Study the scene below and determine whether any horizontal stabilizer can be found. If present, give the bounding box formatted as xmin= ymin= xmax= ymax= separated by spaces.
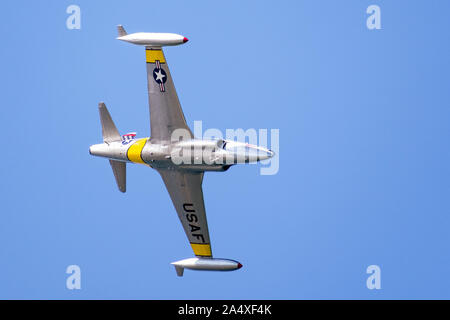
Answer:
xmin=98 ymin=102 xmax=121 ymax=144
xmin=109 ymin=160 xmax=126 ymax=193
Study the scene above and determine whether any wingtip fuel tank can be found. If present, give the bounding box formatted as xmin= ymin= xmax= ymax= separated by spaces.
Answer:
xmin=171 ymin=258 xmax=243 ymax=277
xmin=116 ymin=24 xmax=188 ymax=47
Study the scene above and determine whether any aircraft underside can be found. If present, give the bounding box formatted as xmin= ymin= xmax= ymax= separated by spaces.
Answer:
xmin=89 ymin=26 xmax=274 ymax=276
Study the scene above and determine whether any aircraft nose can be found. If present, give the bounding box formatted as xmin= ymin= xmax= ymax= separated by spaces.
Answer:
xmin=258 ymin=148 xmax=275 ymax=160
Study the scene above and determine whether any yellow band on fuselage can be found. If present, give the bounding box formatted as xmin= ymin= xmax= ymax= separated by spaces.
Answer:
xmin=127 ymin=138 xmax=148 ymax=164
xmin=146 ymin=49 xmax=166 ymax=63
xmin=191 ymin=243 xmax=212 ymax=257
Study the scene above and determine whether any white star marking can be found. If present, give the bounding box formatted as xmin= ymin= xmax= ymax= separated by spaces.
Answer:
xmin=154 ymin=69 xmax=166 ymax=82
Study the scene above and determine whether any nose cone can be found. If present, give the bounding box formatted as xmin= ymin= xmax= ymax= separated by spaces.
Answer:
xmin=223 ymin=141 xmax=275 ymax=163
xmin=257 ymin=148 xmax=275 ymax=161
xmin=262 ymin=149 xmax=275 ymax=160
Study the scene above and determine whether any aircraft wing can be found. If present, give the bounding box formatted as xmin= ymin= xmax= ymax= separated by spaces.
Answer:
xmin=146 ymin=48 xmax=192 ymax=142
xmin=157 ymin=169 xmax=212 ymax=257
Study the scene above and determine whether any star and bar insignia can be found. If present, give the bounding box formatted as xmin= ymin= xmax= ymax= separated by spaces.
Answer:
xmin=146 ymin=49 xmax=168 ymax=93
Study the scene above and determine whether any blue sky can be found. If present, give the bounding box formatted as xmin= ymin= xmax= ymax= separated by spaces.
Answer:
xmin=0 ymin=0 xmax=449 ymax=299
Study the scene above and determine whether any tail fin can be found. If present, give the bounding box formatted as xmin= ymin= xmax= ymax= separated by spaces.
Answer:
xmin=98 ymin=102 xmax=121 ymax=144
xmin=174 ymin=265 xmax=184 ymax=277
xmin=109 ymin=160 xmax=126 ymax=193
xmin=117 ymin=25 xmax=127 ymax=37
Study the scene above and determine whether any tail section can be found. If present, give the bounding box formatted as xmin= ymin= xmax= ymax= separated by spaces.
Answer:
xmin=117 ymin=25 xmax=127 ymax=37
xmin=97 ymin=102 xmax=126 ymax=193
xmin=98 ymin=102 xmax=121 ymax=144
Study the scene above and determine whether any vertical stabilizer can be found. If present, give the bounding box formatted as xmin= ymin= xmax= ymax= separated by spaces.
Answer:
xmin=174 ymin=265 xmax=184 ymax=277
xmin=98 ymin=102 xmax=121 ymax=143
xmin=117 ymin=25 xmax=127 ymax=37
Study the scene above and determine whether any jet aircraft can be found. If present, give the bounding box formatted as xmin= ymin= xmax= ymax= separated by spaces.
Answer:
xmin=89 ymin=26 xmax=274 ymax=276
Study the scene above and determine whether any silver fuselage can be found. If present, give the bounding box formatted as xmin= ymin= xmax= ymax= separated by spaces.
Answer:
xmin=89 ymin=137 xmax=274 ymax=171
